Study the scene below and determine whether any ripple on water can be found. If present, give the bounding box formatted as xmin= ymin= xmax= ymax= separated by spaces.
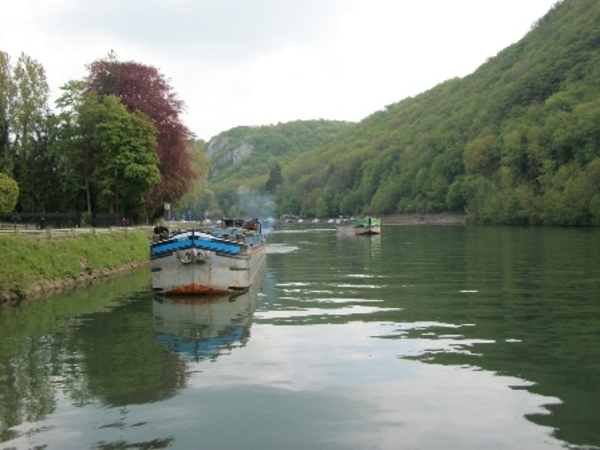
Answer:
xmin=267 ymin=244 xmax=299 ymax=254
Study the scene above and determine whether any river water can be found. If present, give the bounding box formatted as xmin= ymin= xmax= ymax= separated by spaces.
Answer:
xmin=1 ymin=224 xmax=599 ymax=450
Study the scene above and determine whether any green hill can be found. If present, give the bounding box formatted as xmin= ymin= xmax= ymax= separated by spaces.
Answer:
xmin=282 ymin=0 xmax=600 ymax=225
xmin=207 ymin=0 xmax=600 ymax=225
xmin=204 ymin=120 xmax=354 ymax=217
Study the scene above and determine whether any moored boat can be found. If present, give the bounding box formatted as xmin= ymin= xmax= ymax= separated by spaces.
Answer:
xmin=150 ymin=218 xmax=267 ymax=296
xmin=335 ymin=216 xmax=381 ymax=236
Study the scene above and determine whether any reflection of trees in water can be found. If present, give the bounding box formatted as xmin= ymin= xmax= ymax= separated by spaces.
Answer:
xmin=0 ymin=335 xmax=58 ymax=442
xmin=380 ymin=227 xmax=600 ymax=449
xmin=0 ymin=270 xmax=187 ymax=444
xmin=67 ymin=296 xmax=188 ymax=407
xmin=0 ymin=262 xmax=267 ymax=446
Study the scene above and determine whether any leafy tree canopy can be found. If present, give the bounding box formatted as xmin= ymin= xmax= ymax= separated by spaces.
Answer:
xmin=0 ymin=172 xmax=18 ymax=213
xmin=88 ymin=95 xmax=161 ymax=214
xmin=86 ymin=52 xmax=196 ymax=218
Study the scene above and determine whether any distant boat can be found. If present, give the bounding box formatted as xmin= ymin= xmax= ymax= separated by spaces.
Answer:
xmin=335 ymin=216 xmax=381 ymax=236
xmin=150 ymin=218 xmax=267 ymax=296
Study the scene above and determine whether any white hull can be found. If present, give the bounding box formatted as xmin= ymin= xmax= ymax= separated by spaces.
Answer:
xmin=151 ymin=223 xmax=266 ymax=296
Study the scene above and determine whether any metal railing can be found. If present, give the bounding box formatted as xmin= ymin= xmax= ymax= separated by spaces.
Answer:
xmin=0 ymin=226 xmax=152 ymax=239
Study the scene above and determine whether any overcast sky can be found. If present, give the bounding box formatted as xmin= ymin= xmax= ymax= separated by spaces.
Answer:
xmin=2 ymin=0 xmax=558 ymax=141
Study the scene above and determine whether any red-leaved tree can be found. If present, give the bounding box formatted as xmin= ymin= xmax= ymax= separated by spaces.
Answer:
xmin=85 ymin=52 xmax=197 ymax=218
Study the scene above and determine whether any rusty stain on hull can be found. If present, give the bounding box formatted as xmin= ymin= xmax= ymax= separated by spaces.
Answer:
xmin=163 ymin=283 xmax=232 ymax=296
xmin=155 ymin=294 xmax=236 ymax=305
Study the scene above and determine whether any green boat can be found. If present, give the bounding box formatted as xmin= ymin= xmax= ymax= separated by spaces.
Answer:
xmin=335 ymin=216 xmax=381 ymax=236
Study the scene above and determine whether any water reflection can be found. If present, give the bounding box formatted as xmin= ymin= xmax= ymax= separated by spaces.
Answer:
xmin=152 ymin=259 xmax=265 ymax=363
xmin=152 ymin=292 xmax=258 ymax=362
xmin=1 ymin=227 xmax=599 ymax=449
xmin=264 ymin=226 xmax=600 ymax=449
xmin=0 ymin=269 xmax=184 ymax=448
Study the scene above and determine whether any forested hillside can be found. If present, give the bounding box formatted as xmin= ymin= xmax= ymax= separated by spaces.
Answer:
xmin=201 ymin=120 xmax=353 ymax=217
xmin=264 ymin=0 xmax=600 ymax=225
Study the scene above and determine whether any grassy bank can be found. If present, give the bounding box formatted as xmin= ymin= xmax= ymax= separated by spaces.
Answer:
xmin=0 ymin=230 xmax=151 ymax=304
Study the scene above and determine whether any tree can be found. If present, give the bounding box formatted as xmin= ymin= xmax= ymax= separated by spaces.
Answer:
xmin=54 ymin=83 xmax=161 ymax=218
xmin=0 ymin=52 xmax=50 ymax=212
xmin=54 ymin=81 xmax=98 ymax=215
xmin=552 ymin=99 xmax=600 ymax=166
xmin=0 ymin=51 xmax=14 ymax=175
xmin=90 ymin=96 xmax=160 ymax=216
xmin=18 ymin=115 xmax=67 ymax=212
xmin=446 ymin=178 xmax=466 ymax=212
xmin=464 ymin=135 xmax=499 ymax=175
xmin=44 ymin=82 xmax=92 ymax=213
xmin=85 ymin=53 xmax=196 ymax=218
xmin=0 ymin=172 xmax=18 ymax=213
xmin=10 ymin=53 xmax=49 ymax=150
xmin=265 ymin=162 xmax=283 ymax=193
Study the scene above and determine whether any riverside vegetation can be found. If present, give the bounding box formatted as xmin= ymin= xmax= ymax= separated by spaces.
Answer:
xmin=0 ymin=231 xmax=150 ymax=304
